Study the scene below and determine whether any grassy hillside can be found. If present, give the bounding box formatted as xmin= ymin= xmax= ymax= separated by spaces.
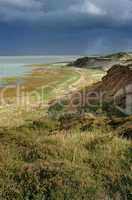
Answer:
xmin=0 ymin=63 xmax=131 ymax=199
xmin=70 ymin=52 xmax=132 ymax=70
xmin=0 ymin=110 xmax=131 ymax=199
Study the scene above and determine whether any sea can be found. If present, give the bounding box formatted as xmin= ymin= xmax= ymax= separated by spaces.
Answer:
xmin=0 ymin=55 xmax=77 ymax=78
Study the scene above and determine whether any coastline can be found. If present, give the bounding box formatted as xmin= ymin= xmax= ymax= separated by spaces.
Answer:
xmin=0 ymin=62 xmax=104 ymax=128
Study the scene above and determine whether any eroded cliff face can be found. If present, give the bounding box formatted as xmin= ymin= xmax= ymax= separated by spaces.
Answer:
xmin=94 ymin=64 xmax=132 ymax=97
xmin=69 ymin=63 xmax=132 ymax=117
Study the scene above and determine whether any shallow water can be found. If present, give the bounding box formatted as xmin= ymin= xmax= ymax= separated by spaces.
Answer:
xmin=0 ymin=55 xmax=77 ymax=78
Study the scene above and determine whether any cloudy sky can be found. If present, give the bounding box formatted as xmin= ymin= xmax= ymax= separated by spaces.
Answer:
xmin=0 ymin=0 xmax=132 ymax=55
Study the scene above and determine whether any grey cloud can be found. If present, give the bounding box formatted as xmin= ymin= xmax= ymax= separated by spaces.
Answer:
xmin=0 ymin=0 xmax=42 ymax=9
xmin=0 ymin=0 xmax=132 ymax=24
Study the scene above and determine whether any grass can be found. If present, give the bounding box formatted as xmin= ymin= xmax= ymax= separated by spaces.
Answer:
xmin=0 ymin=66 xmax=81 ymax=127
xmin=0 ymin=67 xmax=104 ymax=101
xmin=0 ymin=64 xmax=131 ymax=199
xmin=0 ymin=65 xmax=104 ymax=128
xmin=0 ymin=120 xmax=131 ymax=199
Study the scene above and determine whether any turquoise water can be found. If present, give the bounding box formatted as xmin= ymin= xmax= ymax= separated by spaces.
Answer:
xmin=0 ymin=56 xmax=77 ymax=78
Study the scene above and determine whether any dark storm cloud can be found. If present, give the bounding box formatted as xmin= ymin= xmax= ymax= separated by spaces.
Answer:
xmin=0 ymin=0 xmax=132 ymax=55
xmin=1 ymin=0 xmax=132 ymax=26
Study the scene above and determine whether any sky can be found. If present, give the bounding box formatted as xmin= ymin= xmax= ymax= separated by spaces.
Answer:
xmin=0 ymin=0 xmax=132 ymax=55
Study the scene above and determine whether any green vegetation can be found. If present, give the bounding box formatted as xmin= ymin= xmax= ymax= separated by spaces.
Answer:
xmin=0 ymin=111 xmax=131 ymax=199
xmin=0 ymin=63 xmax=131 ymax=199
xmin=0 ymin=66 xmax=80 ymax=99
